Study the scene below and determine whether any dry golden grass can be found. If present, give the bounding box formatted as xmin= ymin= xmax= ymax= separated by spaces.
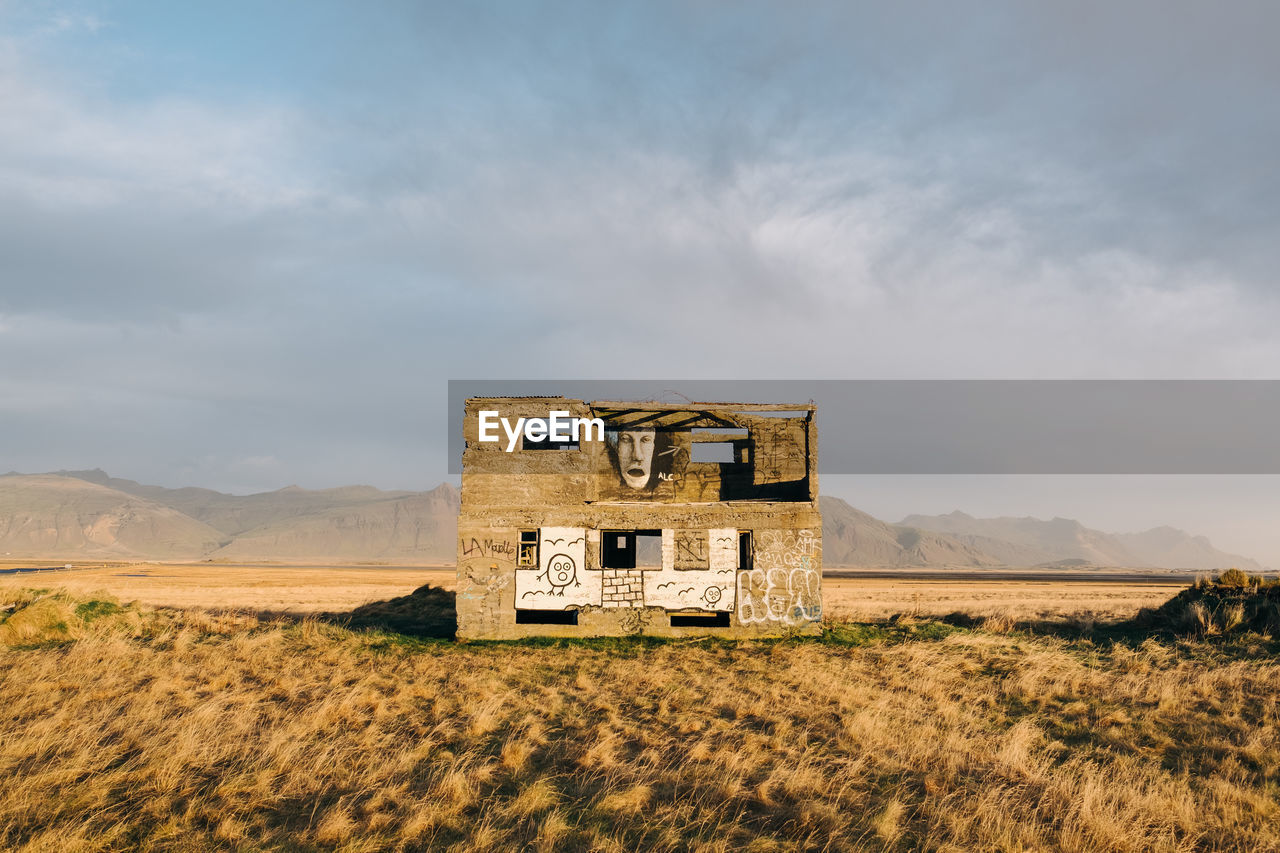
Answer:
xmin=0 ymin=562 xmax=454 ymax=613
xmin=1 ymin=581 xmax=1278 ymax=852
xmin=1 ymin=562 xmax=1182 ymax=624
xmin=823 ymin=577 xmax=1185 ymax=623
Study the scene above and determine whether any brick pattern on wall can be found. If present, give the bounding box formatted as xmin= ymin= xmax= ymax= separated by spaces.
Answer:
xmin=601 ymin=568 xmax=644 ymax=607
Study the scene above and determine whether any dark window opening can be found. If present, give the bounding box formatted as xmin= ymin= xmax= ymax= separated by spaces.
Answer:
xmin=739 ymin=530 xmax=753 ymax=570
xmin=602 ymin=530 xmax=661 ymax=569
xmin=670 ymin=612 xmax=731 ymax=627
xmin=602 ymin=531 xmax=635 ymax=569
xmin=516 ymin=610 xmax=578 ymax=625
xmin=518 ymin=530 xmax=538 ymax=567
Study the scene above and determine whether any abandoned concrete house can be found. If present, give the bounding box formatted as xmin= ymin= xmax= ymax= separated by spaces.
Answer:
xmin=456 ymin=397 xmax=821 ymax=638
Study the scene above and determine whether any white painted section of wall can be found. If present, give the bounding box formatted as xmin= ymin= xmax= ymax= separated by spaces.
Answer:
xmin=709 ymin=528 xmax=738 ymax=572
xmin=514 ymin=526 xmax=596 ymax=610
xmin=641 ymin=567 xmax=734 ymax=612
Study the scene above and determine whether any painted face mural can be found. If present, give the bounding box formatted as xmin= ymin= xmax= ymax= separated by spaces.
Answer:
xmin=614 ymin=429 xmax=656 ymax=489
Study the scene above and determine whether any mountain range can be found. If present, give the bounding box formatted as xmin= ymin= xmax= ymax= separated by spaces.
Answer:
xmin=0 ymin=470 xmax=1263 ymax=571
xmin=0 ymin=470 xmax=458 ymax=563
xmin=895 ymin=509 xmax=1264 ymax=571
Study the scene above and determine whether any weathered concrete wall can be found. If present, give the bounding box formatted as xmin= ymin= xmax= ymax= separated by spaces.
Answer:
xmin=456 ymin=397 xmax=822 ymax=639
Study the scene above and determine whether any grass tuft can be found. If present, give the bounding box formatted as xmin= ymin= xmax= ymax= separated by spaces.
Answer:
xmin=1138 ymin=569 xmax=1280 ymax=638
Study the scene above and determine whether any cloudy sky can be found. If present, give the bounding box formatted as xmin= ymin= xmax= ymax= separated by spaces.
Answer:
xmin=3 ymin=2 xmax=1279 ymax=562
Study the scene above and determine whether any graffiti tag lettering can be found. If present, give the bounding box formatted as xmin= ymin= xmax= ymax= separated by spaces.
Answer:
xmin=736 ymin=567 xmax=821 ymax=626
xmin=674 ymin=529 xmax=708 ymax=569
xmin=460 ymin=538 xmax=516 ymax=559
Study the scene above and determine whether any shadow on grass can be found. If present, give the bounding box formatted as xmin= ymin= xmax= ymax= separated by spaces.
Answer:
xmin=318 ymin=584 xmax=457 ymax=639
xmin=937 ymin=570 xmax=1280 ymax=655
xmin=163 ymin=572 xmax=1280 ymax=655
xmin=937 ymin=611 xmax=1158 ymax=645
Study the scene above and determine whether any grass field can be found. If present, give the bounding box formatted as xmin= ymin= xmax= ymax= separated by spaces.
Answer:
xmin=1 ymin=566 xmax=1277 ymax=852
xmin=0 ymin=561 xmax=1186 ymax=622
xmin=0 ymin=562 xmax=455 ymax=614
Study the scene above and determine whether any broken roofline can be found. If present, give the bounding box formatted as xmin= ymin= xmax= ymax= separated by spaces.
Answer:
xmin=590 ymin=401 xmax=815 ymax=413
xmin=467 ymin=397 xmax=816 ymax=413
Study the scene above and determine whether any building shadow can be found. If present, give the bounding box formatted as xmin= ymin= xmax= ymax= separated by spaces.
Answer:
xmin=319 ymin=584 xmax=457 ymax=639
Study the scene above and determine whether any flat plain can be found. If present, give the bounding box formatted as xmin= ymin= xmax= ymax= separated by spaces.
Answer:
xmin=1 ymin=563 xmax=1276 ymax=852
xmin=0 ymin=561 xmax=455 ymax=614
xmin=0 ymin=561 xmax=1187 ymax=621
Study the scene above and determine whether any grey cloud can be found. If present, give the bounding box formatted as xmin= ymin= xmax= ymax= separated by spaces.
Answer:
xmin=5 ymin=0 xmax=1280 ymax=500
xmin=0 ymin=195 xmax=283 ymax=320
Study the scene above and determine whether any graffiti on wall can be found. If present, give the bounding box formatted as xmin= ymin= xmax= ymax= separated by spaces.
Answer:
xmin=737 ymin=528 xmax=821 ymax=625
xmin=459 ymin=537 xmax=516 ymax=559
xmin=641 ymin=525 xmax=735 ymax=611
xmin=514 ymin=527 xmax=596 ymax=609
xmin=709 ymin=529 xmax=737 ymax=575
xmin=641 ymin=571 xmax=734 ymax=612
xmin=458 ymin=562 xmax=513 ymax=604
xmin=514 ymin=525 xmax=734 ymax=612
xmin=674 ymin=529 xmax=708 ymax=569
xmin=749 ymin=419 xmax=807 ymax=485
xmin=753 ymin=529 xmax=821 ymax=571
xmin=736 ymin=567 xmax=821 ymax=625
xmin=605 ymin=428 xmax=680 ymax=492
xmin=510 ymin=525 xmax=820 ymax=621
xmin=588 ymin=412 xmax=811 ymax=505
